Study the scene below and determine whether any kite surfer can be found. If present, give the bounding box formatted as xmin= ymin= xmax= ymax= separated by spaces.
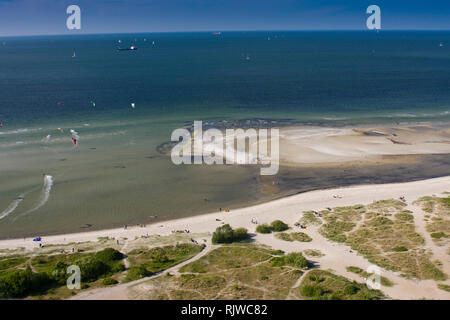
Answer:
xmin=70 ymin=129 xmax=79 ymax=147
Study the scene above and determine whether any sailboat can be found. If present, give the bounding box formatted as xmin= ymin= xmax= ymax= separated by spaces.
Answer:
xmin=72 ymin=51 xmax=76 ymax=58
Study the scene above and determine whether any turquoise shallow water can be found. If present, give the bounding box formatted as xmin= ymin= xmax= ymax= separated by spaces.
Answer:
xmin=1 ymin=31 xmax=450 ymax=238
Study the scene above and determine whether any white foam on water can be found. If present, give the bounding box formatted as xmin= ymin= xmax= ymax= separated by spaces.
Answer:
xmin=12 ymin=175 xmax=54 ymax=222
xmin=0 ymin=195 xmax=24 ymax=220
xmin=0 ymin=128 xmax=42 ymax=135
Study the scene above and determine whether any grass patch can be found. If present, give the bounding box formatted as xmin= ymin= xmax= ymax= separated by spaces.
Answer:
xmin=303 ymin=249 xmax=324 ymax=257
xmin=297 ymin=270 xmax=386 ymax=300
xmin=125 ymin=243 xmax=204 ymax=281
xmin=0 ymin=248 xmax=125 ymax=299
xmin=180 ymin=245 xmax=272 ymax=274
xmin=318 ymin=205 xmax=365 ymax=243
xmin=129 ymin=244 xmax=307 ymax=300
xmin=346 ymin=266 xmax=395 ymax=287
xmin=270 ymin=252 xmax=310 ymax=269
xmin=298 ymin=211 xmax=322 ymax=226
xmin=275 ymin=232 xmax=312 ymax=242
xmin=430 ymin=232 xmax=448 ymax=239
xmin=256 ymin=224 xmax=273 ymax=234
xmin=270 ymin=220 xmax=289 ymax=232
xmin=437 ymin=284 xmax=450 ymax=292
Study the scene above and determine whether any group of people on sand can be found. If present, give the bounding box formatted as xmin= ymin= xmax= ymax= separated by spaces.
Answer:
xmin=171 ymin=229 xmax=190 ymax=234
xmin=251 ymin=217 xmax=259 ymax=224
xmin=219 ymin=208 xmax=230 ymax=213
xmin=294 ymin=222 xmax=307 ymax=229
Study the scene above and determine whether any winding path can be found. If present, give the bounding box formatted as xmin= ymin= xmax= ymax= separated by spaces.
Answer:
xmin=71 ymin=239 xmax=213 ymax=300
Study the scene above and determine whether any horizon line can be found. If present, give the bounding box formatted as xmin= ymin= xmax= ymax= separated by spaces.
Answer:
xmin=1 ymin=28 xmax=450 ymax=38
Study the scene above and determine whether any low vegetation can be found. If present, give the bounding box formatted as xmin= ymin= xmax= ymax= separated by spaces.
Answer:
xmin=319 ymin=205 xmax=365 ymax=242
xmin=298 ymin=211 xmax=322 ymax=226
xmin=255 ymin=220 xmax=289 ymax=234
xmin=125 ymin=243 xmax=204 ymax=282
xmin=303 ymin=249 xmax=324 ymax=257
xmin=270 ymin=220 xmax=289 ymax=232
xmin=132 ymin=244 xmax=312 ymax=300
xmin=297 ymin=270 xmax=386 ymax=300
xmin=275 ymin=232 xmax=312 ymax=242
xmin=437 ymin=284 xmax=450 ymax=293
xmin=128 ymin=244 xmax=388 ymax=300
xmin=0 ymin=237 xmax=206 ymax=299
xmin=255 ymin=224 xmax=272 ymax=234
xmin=212 ymin=224 xmax=249 ymax=244
xmin=0 ymin=248 xmax=124 ymax=299
xmin=346 ymin=266 xmax=394 ymax=287
xmin=414 ymin=196 xmax=450 ymax=246
xmin=270 ymin=252 xmax=310 ymax=269
xmin=317 ymin=199 xmax=446 ymax=281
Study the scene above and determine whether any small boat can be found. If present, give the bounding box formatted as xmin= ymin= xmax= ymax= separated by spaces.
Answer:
xmin=72 ymin=52 xmax=76 ymax=58
xmin=117 ymin=45 xmax=137 ymax=51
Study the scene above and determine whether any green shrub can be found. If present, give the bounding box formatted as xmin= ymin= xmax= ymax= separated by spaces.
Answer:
xmin=438 ymin=284 xmax=450 ymax=292
xmin=125 ymin=265 xmax=152 ymax=282
xmin=290 ymin=232 xmax=312 ymax=242
xmin=392 ymin=246 xmax=408 ymax=252
xmin=271 ymin=252 xmax=309 ymax=269
xmin=95 ymin=248 xmax=124 ymax=262
xmin=256 ymin=224 xmax=273 ymax=234
xmin=270 ymin=220 xmax=288 ymax=232
xmin=431 ymin=232 xmax=447 ymax=239
xmin=101 ymin=278 xmax=118 ymax=286
xmin=233 ymin=228 xmax=250 ymax=241
xmin=79 ymin=259 xmax=110 ymax=282
xmin=284 ymin=252 xmax=309 ymax=269
xmin=344 ymin=284 xmax=359 ymax=295
xmin=300 ymin=284 xmax=324 ymax=297
xmin=212 ymin=224 xmax=249 ymax=244
xmin=300 ymin=284 xmax=315 ymax=297
xmin=212 ymin=224 xmax=235 ymax=244
xmin=0 ymin=267 xmax=54 ymax=298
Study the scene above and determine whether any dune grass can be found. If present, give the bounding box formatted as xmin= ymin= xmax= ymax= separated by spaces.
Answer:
xmin=317 ymin=199 xmax=446 ymax=281
xmin=132 ymin=244 xmax=310 ymax=300
xmin=275 ymin=232 xmax=312 ymax=242
xmin=346 ymin=266 xmax=395 ymax=287
xmin=125 ymin=243 xmax=204 ymax=281
xmin=297 ymin=270 xmax=386 ymax=300
xmin=437 ymin=284 xmax=450 ymax=293
xmin=318 ymin=205 xmax=365 ymax=243
xmin=298 ymin=211 xmax=322 ymax=226
xmin=303 ymin=249 xmax=324 ymax=257
xmin=414 ymin=196 xmax=450 ymax=246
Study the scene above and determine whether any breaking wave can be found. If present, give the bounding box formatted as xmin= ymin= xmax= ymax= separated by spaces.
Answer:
xmin=12 ymin=175 xmax=54 ymax=222
xmin=0 ymin=195 xmax=24 ymax=220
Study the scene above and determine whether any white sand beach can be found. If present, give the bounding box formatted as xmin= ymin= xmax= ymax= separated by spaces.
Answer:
xmin=1 ymin=176 xmax=449 ymax=300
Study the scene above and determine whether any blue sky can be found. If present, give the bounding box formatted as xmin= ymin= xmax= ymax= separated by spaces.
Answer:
xmin=0 ymin=0 xmax=449 ymax=36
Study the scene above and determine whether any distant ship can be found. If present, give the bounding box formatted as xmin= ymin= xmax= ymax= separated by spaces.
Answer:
xmin=72 ymin=51 xmax=76 ymax=58
xmin=212 ymin=32 xmax=221 ymax=35
xmin=117 ymin=45 xmax=137 ymax=51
